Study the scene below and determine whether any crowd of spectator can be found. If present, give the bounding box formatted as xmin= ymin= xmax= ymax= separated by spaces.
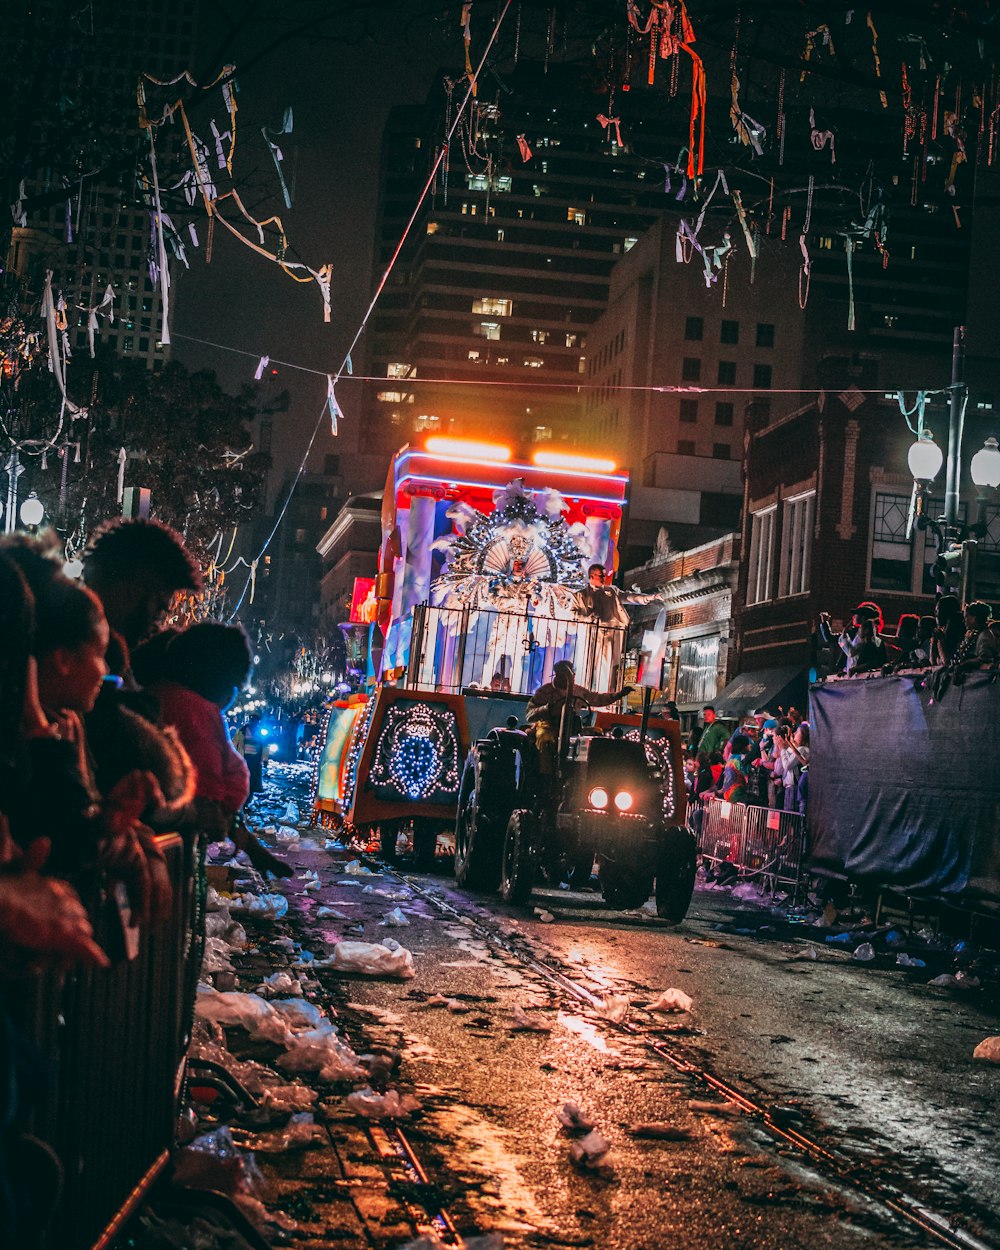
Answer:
xmin=0 ymin=519 xmax=290 ymax=1247
xmin=685 ymin=703 xmax=811 ymax=829
xmin=815 ymin=596 xmax=1000 ymax=678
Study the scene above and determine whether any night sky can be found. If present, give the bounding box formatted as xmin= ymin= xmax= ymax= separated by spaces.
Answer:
xmin=172 ymin=3 xmax=454 ymax=491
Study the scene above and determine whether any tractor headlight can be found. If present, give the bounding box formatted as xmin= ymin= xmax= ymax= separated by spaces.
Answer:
xmin=613 ymin=790 xmax=634 ymax=812
xmin=588 ymin=786 xmax=609 ymax=809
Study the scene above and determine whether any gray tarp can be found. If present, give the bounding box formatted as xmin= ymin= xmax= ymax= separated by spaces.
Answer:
xmin=809 ymin=672 xmax=1000 ymax=901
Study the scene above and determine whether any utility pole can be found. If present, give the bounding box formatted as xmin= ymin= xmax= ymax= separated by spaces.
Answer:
xmin=944 ymin=325 xmax=967 ymax=534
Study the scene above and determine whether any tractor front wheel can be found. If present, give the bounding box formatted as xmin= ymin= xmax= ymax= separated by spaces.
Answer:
xmin=500 ymin=810 xmax=536 ymax=905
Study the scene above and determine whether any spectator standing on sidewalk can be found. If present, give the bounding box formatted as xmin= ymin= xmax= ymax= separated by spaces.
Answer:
xmin=694 ymin=705 xmax=728 ymax=758
xmin=931 ymin=595 xmax=964 ymax=666
xmin=233 ymin=714 xmax=268 ymax=801
xmin=719 ymin=735 xmax=751 ymax=804
xmin=82 ymin=518 xmax=202 ymax=663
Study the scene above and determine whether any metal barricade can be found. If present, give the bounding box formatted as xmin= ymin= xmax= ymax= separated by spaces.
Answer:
xmin=696 ymin=800 xmax=808 ymax=897
xmin=25 ymin=833 xmax=194 ymax=1250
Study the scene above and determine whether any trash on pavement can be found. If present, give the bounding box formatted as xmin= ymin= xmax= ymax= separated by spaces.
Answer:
xmin=381 ymin=906 xmax=410 ymax=927
xmin=343 ymin=859 xmax=374 ymax=875
xmin=316 ymin=905 xmax=352 ymax=919
xmin=201 ymin=936 xmax=238 ymax=973
xmin=534 ymin=908 xmax=555 ymax=923
xmin=557 ymin=1101 xmax=595 ymax=1132
xmin=397 ymin=1233 xmax=504 ymax=1250
xmin=275 ymin=826 xmax=300 ymax=846
xmin=896 ymin=953 xmax=926 ymax=968
xmin=648 ymin=988 xmax=694 ymax=1014
xmin=254 ymin=971 xmax=303 ymax=998
xmin=195 ymin=985 xmax=293 ymax=1045
xmin=510 ymin=1005 xmax=552 ymax=1032
xmin=236 ymin=1112 xmax=323 ymax=1154
xmin=229 ymin=892 xmax=289 ymax=920
xmin=852 ymin=943 xmax=876 ymax=962
xmin=928 ymin=971 xmax=981 ymax=989
xmin=973 ymin=1036 xmax=1000 ymax=1063
xmin=330 ymin=939 xmax=416 ymax=979
xmin=270 ymin=997 xmax=328 ymax=1030
xmin=597 ymin=994 xmax=630 ymax=1023
xmin=344 ymin=1086 xmax=422 ymax=1119
xmin=688 ymin=1099 xmax=742 ymax=1117
xmin=568 ymin=1129 xmax=614 ymax=1175
xmin=173 ymin=1126 xmax=266 ymax=1200
xmin=790 ymin=946 xmax=819 ymax=961
xmin=627 ymin=1123 xmax=693 ymax=1140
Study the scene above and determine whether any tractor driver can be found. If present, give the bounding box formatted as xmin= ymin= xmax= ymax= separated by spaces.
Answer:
xmin=527 ymin=660 xmax=632 ymax=774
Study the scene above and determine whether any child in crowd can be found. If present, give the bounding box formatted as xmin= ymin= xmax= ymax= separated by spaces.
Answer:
xmin=135 ymin=624 xmax=291 ymax=877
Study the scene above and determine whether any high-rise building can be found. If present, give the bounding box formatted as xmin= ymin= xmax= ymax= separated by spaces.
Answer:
xmin=368 ymin=61 xmax=683 ymax=449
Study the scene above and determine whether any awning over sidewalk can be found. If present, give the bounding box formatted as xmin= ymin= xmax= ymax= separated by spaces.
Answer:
xmin=712 ymin=664 xmax=808 ymax=718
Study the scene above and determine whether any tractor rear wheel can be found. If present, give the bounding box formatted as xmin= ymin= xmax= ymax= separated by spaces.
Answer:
xmin=655 ymin=827 xmax=698 ymax=922
xmin=500 ymin=810 xmax=536 ymax=905
xmin=454 ymin=752 xmax=504 ymax=892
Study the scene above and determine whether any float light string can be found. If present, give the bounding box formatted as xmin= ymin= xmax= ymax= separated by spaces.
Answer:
xmin=170 ymin=331 xmax=949 ymax=399
xmin=224 ymin=0 xmax=514 ymax=621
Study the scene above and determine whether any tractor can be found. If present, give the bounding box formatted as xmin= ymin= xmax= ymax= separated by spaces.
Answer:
xmin=453 ymin=682 xmax=697 ymax=921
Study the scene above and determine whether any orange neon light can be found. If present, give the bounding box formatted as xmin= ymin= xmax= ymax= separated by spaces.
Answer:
xmin=424 ymin=437 xmax=512 ymax=462
xmin=531 ymin=449 xmax=618 ymax=473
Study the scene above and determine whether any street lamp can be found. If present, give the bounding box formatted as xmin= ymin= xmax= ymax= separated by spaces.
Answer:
xmin=907 ymin=431 xmax=944 ymax=485
xmin=970 ymin=437 xmax=1000 ymax=490
xmin=19 ymin=491 xmax=44 ymax=529
xmin=908 ymin=431 xmax=1000 ymax=603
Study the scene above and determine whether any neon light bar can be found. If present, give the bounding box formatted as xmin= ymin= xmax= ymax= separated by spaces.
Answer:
xmin=532 ymin=450 xmax=617 ymax=473
xmin=401 ymin=473 xmax=626 ymax=507
xmin=397 ymin=450 xmax=629 ymax=485
xmin=424 ymin=437 xmax=512 ymax=462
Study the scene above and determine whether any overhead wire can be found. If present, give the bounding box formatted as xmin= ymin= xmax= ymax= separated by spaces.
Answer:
xmin=225 ymin=0 xmax=515 ymax=621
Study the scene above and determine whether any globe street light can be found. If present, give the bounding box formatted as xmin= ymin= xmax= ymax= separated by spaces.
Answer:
xmin=907 ymin=431 xmax=944 ymax=484
xmin=970 ymin=437 xmax=1000 ymax=490
xmin=908 ymin=431 xmax=1000 ymax=604
xmin=19 ymin=491 xmax=44 ymax=529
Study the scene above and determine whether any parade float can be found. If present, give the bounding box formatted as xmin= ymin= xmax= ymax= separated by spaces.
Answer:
xmin=312 ymin=437 xmax=692 ymax=914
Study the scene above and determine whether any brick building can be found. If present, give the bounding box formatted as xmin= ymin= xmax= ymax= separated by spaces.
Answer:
xmin=728 ymin=386 xmax=1000 ymax=715
xmin=626 ymin=530 xmax=740 ymax=717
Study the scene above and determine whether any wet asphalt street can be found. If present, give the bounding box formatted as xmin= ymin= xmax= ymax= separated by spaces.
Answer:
xmin=244 ymin=768 xmax=1000 ymax=1250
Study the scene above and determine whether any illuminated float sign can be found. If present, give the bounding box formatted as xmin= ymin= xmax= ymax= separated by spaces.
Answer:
xmin=377 ymin=439 xmax=631 ymax=684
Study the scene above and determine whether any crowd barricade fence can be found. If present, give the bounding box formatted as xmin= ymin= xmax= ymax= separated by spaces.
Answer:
xmin=694 ymin=799 xmax=808 ymax=897
xmin=26 ymin=832 xmax=195 ymax=1250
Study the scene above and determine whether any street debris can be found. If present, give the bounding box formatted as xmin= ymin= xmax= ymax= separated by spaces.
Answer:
xmin=344 ymin=1086 xmax=422 ymax=1119
xmin=597 ymin=994 xmax=630 ymax=1023
xmin=627 ymin=1123 xmax=693 ymax=1141
xmin=510 ymin=1005 xmax=552 ymax=1032
xmin=557 ymin=1101 xmax=595 ymax=1132
xmin=381 ymin=906 xmax=410 ymax=927
xmin=398 ymin=1234 xmax=504 ymax=1250
xmin=648 ymin=988 xmax=694 ymax=1014
xmin=973 ymin=1036 xmax=1000 ymax=1063
xmin=534 ymin=908 xmax=555 ymax=923
xmin=329 ymin=938 xmax=416 ymax=978
xmin=928 ymin=971 xmax=981 ymax=989
xmin=568 ymin=1129 xmax=614 ymax=1176
xmin=689 ymin=1100 xmax=742 ymax=1117
xmin=852 ymin=943 xmax=876 ymax=962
